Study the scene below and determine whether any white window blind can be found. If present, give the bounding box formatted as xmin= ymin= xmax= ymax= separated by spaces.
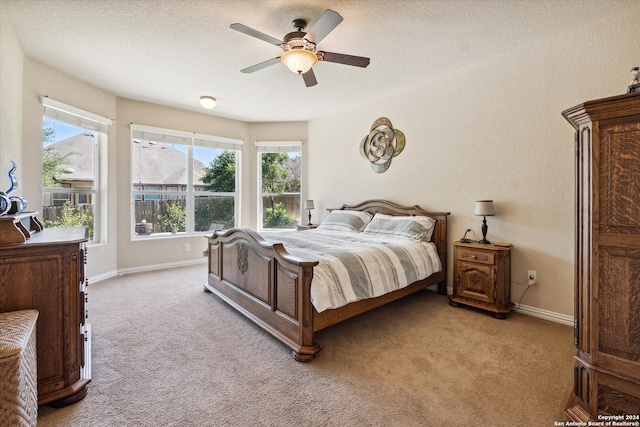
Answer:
xmin=255 ymin=140 xmax=302 ymax=153
xmin=42 ymin=97 xmax=113 ymax=133
xmin=194 ymin=133 xmax=244 ymax=151
xmin=131 ymin=124 xmax=244 ymax=149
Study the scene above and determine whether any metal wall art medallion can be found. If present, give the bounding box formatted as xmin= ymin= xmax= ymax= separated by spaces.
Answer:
xmin=359 ymin=117 xmax=405 ymax=173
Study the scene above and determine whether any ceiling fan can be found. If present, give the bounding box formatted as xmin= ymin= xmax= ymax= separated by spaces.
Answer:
xmin=230 ymin=9 xmax=370 ymax=87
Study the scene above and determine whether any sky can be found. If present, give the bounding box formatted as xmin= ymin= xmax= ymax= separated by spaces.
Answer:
xmin=44 ymin=118 xmax=87 ymax=143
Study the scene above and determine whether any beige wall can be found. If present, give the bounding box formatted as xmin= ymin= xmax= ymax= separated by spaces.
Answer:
xmin=308 ymin=6 xmax=640 ymax=317
xmin=0 ymin=5 xmax=24 ymax=191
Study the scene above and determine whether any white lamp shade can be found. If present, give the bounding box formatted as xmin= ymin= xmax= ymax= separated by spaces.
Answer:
xmin=474 ymin=200 xmax=495 ymax=216
xmin=304 ymin=200 xmax=315 ymax=210
xmin=200 ymin=96 xmax=217 ymax=109
xmin=280 ymin=49 xmax=318 ymax=74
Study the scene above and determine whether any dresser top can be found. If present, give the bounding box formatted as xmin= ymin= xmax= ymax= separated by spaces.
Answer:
xmin=0 ymin=227 xmax=87 ymax=248
xmin=452 ymin=240 xmax=512 ymax=251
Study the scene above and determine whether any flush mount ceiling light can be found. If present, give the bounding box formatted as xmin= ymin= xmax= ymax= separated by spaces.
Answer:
xmin=199 ymin=96 xmax=217 ymax=109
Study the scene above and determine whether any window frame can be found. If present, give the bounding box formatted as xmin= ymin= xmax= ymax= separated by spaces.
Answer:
xmin=42 ymin=98 xmax=112 ymax=244
xmin=130 ymin=124 xmax=243 ymax=240
xmin=255 ymin=141 xmax=302 ymax=232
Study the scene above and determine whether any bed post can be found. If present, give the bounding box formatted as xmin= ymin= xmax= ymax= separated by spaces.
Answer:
xmin=434 ymin=213 xmax=449 ymax=295
xmin=293 ymin=265 xmax=322 ymax=362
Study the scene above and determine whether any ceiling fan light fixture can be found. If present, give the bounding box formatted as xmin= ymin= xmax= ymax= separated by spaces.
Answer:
xmin=199 ymin=96 xmax=217 ymax=109
xmin=280 ymin=49 xmax=318 ymax=74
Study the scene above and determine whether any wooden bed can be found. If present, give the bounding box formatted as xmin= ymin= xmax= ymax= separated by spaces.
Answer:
xmin=204 ymin=199 xmax=450 ymax=361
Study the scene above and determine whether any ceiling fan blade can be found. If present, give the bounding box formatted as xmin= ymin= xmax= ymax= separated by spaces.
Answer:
xmin=305 ymin=9 xmax=343 ymax=44
xmin=302 ymin=69 xmax=318 ymax=87
xmin=230 ymin=23 xmax=282 ymax=46
xmin=319 ymin=51 xmax=370 ymax=68
xmin=240 ymin=57 xmax=280 ymax=74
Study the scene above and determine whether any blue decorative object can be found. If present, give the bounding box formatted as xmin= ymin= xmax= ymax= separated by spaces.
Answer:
xmin=0 ymin=161 xmax=27 ymax=216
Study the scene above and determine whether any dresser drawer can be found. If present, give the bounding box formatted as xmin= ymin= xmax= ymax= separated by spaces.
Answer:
xmin=457 ymin=249 xmax=495 ymax=265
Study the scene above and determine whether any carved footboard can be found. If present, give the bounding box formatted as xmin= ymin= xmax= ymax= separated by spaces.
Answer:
xmin=204 ymin=228 xmax=321 ymax=361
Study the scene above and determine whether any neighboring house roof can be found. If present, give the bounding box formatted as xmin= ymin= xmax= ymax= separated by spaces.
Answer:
xmin=47 ymin=133 xmax=94 ymax=182
xmin=132 ymin=140 xmax=206 ymax=186
xmin=49 ymin=135 xmax=207 ymax=186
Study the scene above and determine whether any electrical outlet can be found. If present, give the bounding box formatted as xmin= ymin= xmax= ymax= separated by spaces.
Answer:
xmin=184 ymin=244 xmax=190 ymax=252
xmin=527 ymin=270 xmax=537 ymax=285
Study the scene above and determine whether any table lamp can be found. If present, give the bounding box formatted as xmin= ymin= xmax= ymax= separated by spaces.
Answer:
xmin=474 ymin=200 xmax=495 ymax=244
xmin=304 ymin=200 xmax=315 ymax=225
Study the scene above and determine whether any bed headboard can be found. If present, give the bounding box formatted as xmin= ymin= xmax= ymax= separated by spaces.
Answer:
xmin=328 ymin=199 xmax=450 ymax=272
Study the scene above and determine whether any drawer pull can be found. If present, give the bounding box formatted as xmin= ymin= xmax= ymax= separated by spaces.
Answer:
xmin=472 ymin=255 xmax=478 ymax=260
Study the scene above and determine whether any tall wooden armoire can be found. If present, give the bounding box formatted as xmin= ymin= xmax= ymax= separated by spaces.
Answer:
xmin=563 ymin=92 xmax=640 ymax=421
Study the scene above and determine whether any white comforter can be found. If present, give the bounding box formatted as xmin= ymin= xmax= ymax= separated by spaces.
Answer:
xmin=262 ymin=229 xmax=442 ymax=312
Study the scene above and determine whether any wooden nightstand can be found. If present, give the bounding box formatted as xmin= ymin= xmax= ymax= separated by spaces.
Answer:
xmin=296 ymin=224 xmax=318 ymax=231
xmin=449 ymin=241 xmax=513 ymax=319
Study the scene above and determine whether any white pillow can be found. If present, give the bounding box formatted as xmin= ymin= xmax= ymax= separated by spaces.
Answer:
xmin=363 ymin=213 xmax=436 ymax=241
xmin=317 ymin=210 xmax=373 ymax=232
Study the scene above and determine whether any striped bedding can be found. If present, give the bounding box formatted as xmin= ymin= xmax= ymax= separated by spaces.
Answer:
xmin=262 ymin=228 xmax=442 ymax=313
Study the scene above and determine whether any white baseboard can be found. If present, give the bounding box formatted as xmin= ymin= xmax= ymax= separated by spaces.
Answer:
xmin=88 ymin=270 xmax=118 ymax=284
xmin=89 ymin=258 xmax=207 ymax=284
xmin=116 ymin=258 xmax=206 ymax=276
xmin=512 ymin=304 xmax=574 ymax=326
xmin=446 ymin=286 xmax=573 ymax=327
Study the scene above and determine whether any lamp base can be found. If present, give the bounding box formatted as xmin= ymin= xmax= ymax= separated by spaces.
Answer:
xmin=479 ymin=216 xmax=490 ymax=244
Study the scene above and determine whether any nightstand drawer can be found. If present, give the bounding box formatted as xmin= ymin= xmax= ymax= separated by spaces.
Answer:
xmin=457 ymin=249 xmax=494 ymax=265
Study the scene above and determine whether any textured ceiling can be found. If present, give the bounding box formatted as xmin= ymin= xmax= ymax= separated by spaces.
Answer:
xmin=2 ymin=0 xmax=635 ymax=122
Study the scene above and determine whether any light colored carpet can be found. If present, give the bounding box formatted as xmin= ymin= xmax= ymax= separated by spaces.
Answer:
xmin=37 ymin=264 xmax=574 ymax=426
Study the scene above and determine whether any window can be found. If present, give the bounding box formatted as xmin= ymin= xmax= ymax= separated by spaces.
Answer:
xmin=42 ymin=98 xmax=112 ymax=243
xmin=256 ymin=141 xmax=302 ymax=231
xmin=51 ymin=184 xmax=71 ymax=206
xmin=130 ymin=124 xmax=242 ymax=238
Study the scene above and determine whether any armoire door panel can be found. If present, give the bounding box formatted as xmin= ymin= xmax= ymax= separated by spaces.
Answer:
xmin=600 ymin=120 xmax=640 ymax=233
xmin=597 ymin=247 xmax=640 ymax=363
xmin=598 ymin=379 xmax=640 ymax=416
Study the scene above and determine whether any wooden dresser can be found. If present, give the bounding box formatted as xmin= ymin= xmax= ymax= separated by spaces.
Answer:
xmin=0 ymin=215 xmax=90 ymax=407
xmin=563 ymin=92 xmax=640 ymax=420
